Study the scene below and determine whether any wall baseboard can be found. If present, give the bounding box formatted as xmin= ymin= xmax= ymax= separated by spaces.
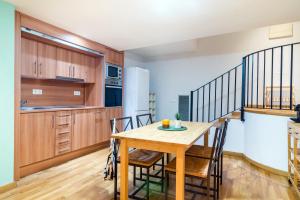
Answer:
xmin=0 ymin=182 xmax=17 ymax=194
xmin=224 ymin=151 xmax=288 ymax=177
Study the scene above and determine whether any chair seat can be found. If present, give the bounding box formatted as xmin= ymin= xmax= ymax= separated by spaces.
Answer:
xmin=118 ymin=149 xmax=163 ymax=167
xmin=186 ymin=145 xmax=212 ymax=159
xmin=165 ymin=156 xmax=210 ymax=179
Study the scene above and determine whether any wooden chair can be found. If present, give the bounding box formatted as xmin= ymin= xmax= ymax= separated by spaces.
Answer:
xmin=136 ymin=113 xmax=165 ymax=187
xmin=164 ymin=125 xmax=224 ymax=199
xmin=185 ymin=119 xmax=229 ymax=199
xmin=111 ymin=116 xmax=164 ymax=200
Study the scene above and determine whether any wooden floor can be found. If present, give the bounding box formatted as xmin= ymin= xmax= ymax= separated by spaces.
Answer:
xmin=0 ymin=148 xmax=298 ymax=200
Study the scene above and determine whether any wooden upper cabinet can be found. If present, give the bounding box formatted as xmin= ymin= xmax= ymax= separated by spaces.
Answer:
xmin=21 ymin=38 xmax=97 ymax=82
xmin=57 ymin=48 xmax=95 ymax=82
xmin=83 ymin=55 xmax=96 ymax=83
xmin=37 ymin=42 xmax=57 ymax=79
xmin=20 ymin=112 xmax=55 ymax=166
xmin=71 ymin=51 xmax=84 ymax=80
xmin=21 ymin=37 xmax=38 ymax=78
xmin=22 ymin=38 xmax=57 ymax=79
xmin=106 ymin=49 xmax=123 ymax=66
xmin=57 ymin=48 xmax=72 ymax=78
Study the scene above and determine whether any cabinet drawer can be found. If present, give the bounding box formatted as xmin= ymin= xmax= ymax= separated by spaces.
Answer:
xmin=56 ymin=111 xmax=72 ymax=117
xmin=56 ymin=124 xmax=71 ymax=134
xmin=55 ymin=141 xmax=71 ymax=155
xmin=56 ymin=115 xmax=72 ymax=126
xmin=56 ymin=131 xmax=71 ymax=141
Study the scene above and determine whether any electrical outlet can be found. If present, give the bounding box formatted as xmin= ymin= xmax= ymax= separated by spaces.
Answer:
xmin=74 ymin=91 xmax=81 ymax=96
xmin=32 ymin=89 xmax=43 ymax=95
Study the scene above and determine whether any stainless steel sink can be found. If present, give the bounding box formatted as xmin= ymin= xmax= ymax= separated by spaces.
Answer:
xmin=20 ymin=105 xmax=85 ymax=110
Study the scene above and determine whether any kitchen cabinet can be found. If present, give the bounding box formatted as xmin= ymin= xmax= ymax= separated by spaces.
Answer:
xmin=71 ymin=51 xmax=85 ymax=80
xmin=95 ymin=109 xmax=108 ymax=143
xmin=95 ymin=107 xmax=122 ymax=143
xmin=21 ymin=38 xmax=57 ymax=79
xmin=21 ymin=38 xmax=97 ymax=83
xmin=83 ymin=55 xmax=96 ymax=83
xmin=57 ymin=48 xmax=95 ymax=82
xmin=19 ymin=107 xmax=122 ymax=170
xmin=55 ymin=111 xmax=72 ymax=156
xmin=37 ymin=42 xmax=57 ymax=79
xmin=72 ymin=109 xmax=96 ymax=150
xmin=21 ymin=38 xmax=38 ymax=78
xmin=87 ymin=109 xmax=96 ymax=146
xmin=20 ymin=112 xmax=55 ymax=166
xmin=106 ymin=49 xmax=123 ymax=66
xmin=56 ymin=48 xmax=72 ymax=78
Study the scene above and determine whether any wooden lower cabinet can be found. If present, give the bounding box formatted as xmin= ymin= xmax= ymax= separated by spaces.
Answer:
xmin=55 ymin=111 xmax=72 ymax=156
xmin=20 ymin=107 xmax=122 ymax=171
xmin=20 ymin=112 xmax=55 ymax=166
xmin=95 ymin=109 xmax=108 ymax=143
xmin=72 ymin=109 xmax=96 ymax=151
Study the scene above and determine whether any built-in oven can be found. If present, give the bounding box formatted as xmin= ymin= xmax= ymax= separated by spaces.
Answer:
xmin=106 ymin=63 xmax=122 ymax=79
xmin=105 ymin=67 xmax=122 ymax=107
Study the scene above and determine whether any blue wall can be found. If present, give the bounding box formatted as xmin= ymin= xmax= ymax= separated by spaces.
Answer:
xmin=0 ymin=0 xmax=15 ymax=186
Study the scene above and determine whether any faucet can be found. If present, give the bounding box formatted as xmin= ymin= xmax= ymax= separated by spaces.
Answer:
xmin=20 ymin=100 xmax=28 ymax=107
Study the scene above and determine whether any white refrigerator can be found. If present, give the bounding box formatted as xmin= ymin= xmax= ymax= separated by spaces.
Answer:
xmin=124 ymin=67 xmax=150 ymax=127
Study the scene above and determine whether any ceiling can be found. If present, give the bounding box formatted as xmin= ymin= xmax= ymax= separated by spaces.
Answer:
xmin=6 ymin=0 xmax=300 ymax=51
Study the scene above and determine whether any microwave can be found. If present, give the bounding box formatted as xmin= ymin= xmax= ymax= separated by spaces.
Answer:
xmin=106 ymin=63 xmax=122 ymax=79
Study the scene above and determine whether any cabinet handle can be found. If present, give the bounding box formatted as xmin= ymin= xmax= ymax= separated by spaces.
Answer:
xmin=69 ymin=66 xmax=71 ymax=77
xmin=73 ymin=66 xmax=75 ymax=78
xmin=34 ymin=61 xmax=37 ymax=74
xmin=52 ymin=115 xmax=55 ymax=128
xmin=73 ymin=114 xmax=75 ymax=124
xmin=39 ymin=63 xmax=42 ymax=75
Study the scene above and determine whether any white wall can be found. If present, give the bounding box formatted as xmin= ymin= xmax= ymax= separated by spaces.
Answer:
xmin=124 ymin=52 xmax=146 ymax=68
xmin=194 ymin=113 xmax=289 ymax=172
xmin=243 ymin=113 xmax=289 ymax=171
xmin=123 ymin=22 xmax=300 ymax=172
xmin=133 ymin=21 xmax=300 ymax=121
xmin=143 ymin=53 xmax=243 ymax=120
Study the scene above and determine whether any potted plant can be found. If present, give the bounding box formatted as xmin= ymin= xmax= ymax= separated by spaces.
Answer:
xmin=174 ymin=113 xmax=182 ymax=128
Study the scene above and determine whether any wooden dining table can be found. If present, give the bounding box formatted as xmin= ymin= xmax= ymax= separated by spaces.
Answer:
xmin=111 ymin=121 xmax=214 ymax=200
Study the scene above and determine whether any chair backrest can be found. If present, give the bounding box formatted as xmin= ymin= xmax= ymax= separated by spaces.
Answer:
xmin=110 ymin=116 xmax=133 ymax=133
xmin=211 ymin=119 xmax=229 ymax=161
xmin=136 ymin=113 xmax=153 ymax=128
xmin=208 ymin=126 xmax=223 ymax=173
xmin=218 ymin=119 xmax=229 ymax=157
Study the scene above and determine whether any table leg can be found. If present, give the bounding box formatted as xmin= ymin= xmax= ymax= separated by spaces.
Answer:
xmin=204 ymin=129 xmax=209 ymax=147
xmin=120 ymin=139 xmax=129 ymax=200
xmin=176 ymin=147 xmax=185 ymax=200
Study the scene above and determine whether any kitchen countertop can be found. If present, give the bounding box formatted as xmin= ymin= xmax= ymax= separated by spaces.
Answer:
xmin=20 ymin=106 xmax=122 ymax=113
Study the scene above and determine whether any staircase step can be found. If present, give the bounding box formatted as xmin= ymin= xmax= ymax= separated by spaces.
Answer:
xmin=219 ymin=111 xmax=241 ymax=121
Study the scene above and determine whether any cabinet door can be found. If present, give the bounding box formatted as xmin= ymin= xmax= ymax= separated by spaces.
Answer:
xmin=83 ymin=55 xmax=96 ymax=83
xmin=95 ymin=109 xmax=108 ymax=143
xmin=103 ymin=107 xmax=123 ymax=141
xmin=37 ymin=42 xmax=57 ymax=79
xmin=86 ymin=109 xmax=96 ymax=146
xmin=20 ymin=112 xmax=55 ymax=166
xmin=21 ymin=38 xmax=38 ymax=78
xmin=71 ymin=51 xmax=84 ymax=80
xmin=106 ymin=49 xmax=123 ymax=66
xmin=72 ymin=110 xmax=87 ymax=151
xmin=57 ymin=48 xmax=72 ymax=78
